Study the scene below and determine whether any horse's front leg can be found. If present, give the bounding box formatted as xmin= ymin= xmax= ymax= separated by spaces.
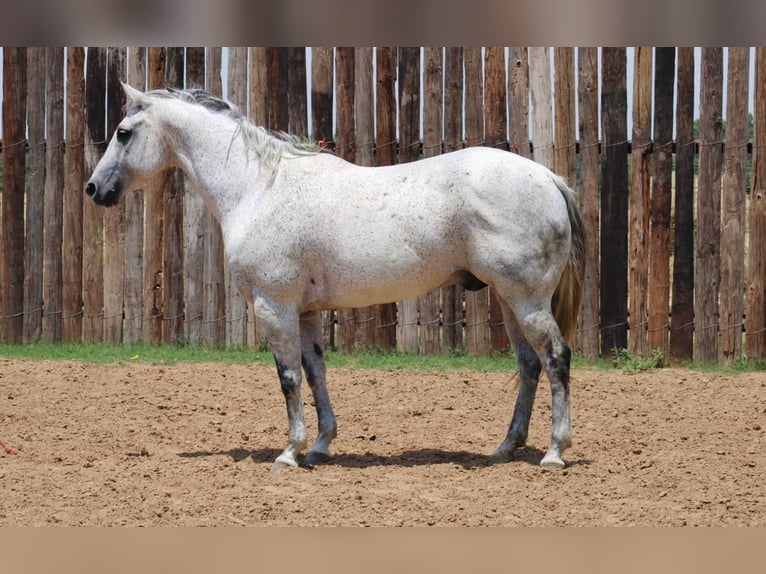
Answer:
xmin=300 ymin=311 xmax=338 ymax=465
xmin=253 ymin=298 xmax=307 ymax=473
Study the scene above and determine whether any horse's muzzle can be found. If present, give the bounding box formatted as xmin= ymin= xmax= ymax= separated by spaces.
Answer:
xmin=85 ymin=181 xmax=122 ymax=207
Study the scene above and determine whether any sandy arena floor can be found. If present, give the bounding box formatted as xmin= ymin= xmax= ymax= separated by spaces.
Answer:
xmin=1 ymin=358 xmax=764 ymax=526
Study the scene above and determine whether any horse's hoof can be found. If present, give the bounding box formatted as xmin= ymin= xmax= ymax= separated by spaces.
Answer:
xmin=488 ymin=449 xmax=514 ymax=465
xmin=304 ymin=450 xmax=331 ymax=466
xmin=539 ymin=454 xmax=565 ymax=470
xmin=270 ymin=454 xmax=299 ymax=474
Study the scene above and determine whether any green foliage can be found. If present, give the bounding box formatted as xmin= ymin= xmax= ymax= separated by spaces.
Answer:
xmin=0 ymin=342 xmax=273 ymax=366
xmin=0 ymin=343 xmax=764 ymax=374
xmin=610 ymin=347 xmax=665 ymax=374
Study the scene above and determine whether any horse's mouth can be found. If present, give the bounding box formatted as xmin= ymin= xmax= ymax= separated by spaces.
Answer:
xmin=85 ymin=181 xmax=122 ymax=207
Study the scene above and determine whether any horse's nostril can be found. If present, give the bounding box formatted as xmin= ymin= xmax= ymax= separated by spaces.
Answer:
xmin=85 ymin=182 xmax=96 ymax=197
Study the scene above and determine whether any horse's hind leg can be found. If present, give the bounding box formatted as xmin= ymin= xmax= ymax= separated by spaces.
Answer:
xmin=299 ymin=311 xmax=338 ymax=465
xmin=490 ymin=303 xmax=543 ymax=463
xmin=497 ymin=297 xmax=572 ymax=469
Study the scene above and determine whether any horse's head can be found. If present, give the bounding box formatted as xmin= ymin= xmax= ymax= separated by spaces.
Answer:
xmin=85 ymin=83 xmax=172 ymax=206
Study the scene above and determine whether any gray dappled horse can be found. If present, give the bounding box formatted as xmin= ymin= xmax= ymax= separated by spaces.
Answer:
xmin=86 ymin=84 xmax=586 ymax=473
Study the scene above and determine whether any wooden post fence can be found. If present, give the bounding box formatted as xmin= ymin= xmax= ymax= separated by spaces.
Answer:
xmin=2 ymin=46 xmax=766 ymax=364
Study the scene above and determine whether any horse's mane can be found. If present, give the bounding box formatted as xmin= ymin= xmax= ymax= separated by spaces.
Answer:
xmin=145 ymin=88 xmax=322 ymax=182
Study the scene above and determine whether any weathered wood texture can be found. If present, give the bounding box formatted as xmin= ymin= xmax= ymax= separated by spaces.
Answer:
xmin=1 ymin=47 xmax=27 ymax=344
xmin=143 ymin=47 xmax=166 ymax=344
xmin=42 ymin=47 xmax=65 ymax=343
xmin=576 ymin=47 xmax=600 ymax=361
xmin=162 ymin=47 xmax=186 ymax=346
xmin=183 ymin=46 xmax=206 ymax=348
xmin=83 ymin=47 xmax=106 ymax=344
xmin=310 ymin=47 xmax=336 ymax=351
xmin=123 ymin=47 xmax=146 ymax=345
xmin=1 ymin=46 xmax=765 ymax=364
xmin=24 ymin=47 xmax=46 ymax=343
xmin=600 ymin=48 xmax=629 ymax=356
xmin=441 ymin=47 xmax=464 ymax=353
xmin=747 ymin=47 xmax=766 ymax=359
xmin=103 ymin=46 xmax=126 ymax=345
xmin=554 ymin=47 xmax=576 ymax=187
xmin=628 ymin=47 xmax=652 ymax=357
xmin=396 ymin=47 xmax=420 ymax=355
xmin=484 ymin=47 xmax=510 ymax=354
xmin=225 ymin=47 xmax=248 ymax=348
xmin=334 ymin=47 xmax=356 ymax=354
xmin=463 ymin=47 xmax=491 ymax=357
xmin=203 ymin=47 xmax=226 ymax=348
xmin=354 ymin=47 xmax=378 ymax=352
xmin=63 ymin=47 xmax=85 ymax=343
xmin=374 ymin=46 xmax=398 ymax=352
xmin=720 ymin=47 xmax=749 ymax=364
xmin=648 ymin=47 xmax=675 ymax=360
xmin=695 ymin=48 xmax=724 ymax=363
xmin=670 ymin=47 xmax=696 ymax=361
xmin=419 ymin=47 xmax=443 ymax=356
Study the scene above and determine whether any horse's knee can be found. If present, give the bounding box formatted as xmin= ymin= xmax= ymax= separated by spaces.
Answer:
xmin=517 ymin=344 xmax=542 ymax=380
xmin=275 ymin=355 xmax=301 ymax=397
xmin=545 ymin=343 xmax=571 ymax=390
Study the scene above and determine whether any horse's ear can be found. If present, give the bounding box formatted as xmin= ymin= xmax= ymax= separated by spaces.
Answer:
xmin=121 ymin=82 xmax=145 ymax=109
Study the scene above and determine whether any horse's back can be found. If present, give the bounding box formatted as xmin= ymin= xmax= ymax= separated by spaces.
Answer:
xmin=240 ymin=146 xmax=572 ymax=310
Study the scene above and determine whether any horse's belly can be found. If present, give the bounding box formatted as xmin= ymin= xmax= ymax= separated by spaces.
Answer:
xmin=306 ymin=263 xmax=454 ymax=310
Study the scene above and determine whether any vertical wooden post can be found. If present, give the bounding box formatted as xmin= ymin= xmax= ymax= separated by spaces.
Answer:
xmin=267 ymin=48 xmax=289 ymax=132
xmin=103 ymin=46 xmax=126 ymax=345
xmin=203 ymin=47 xmax=226 ymax=348
xmin=529 ymin=47 xmax=554 ymax=168
xmin=42 ymin=47 xmax=65 ymax=343
xmin=484 ymin=46 xmax=510 ymax=354
xmin=746 ymin=47 xmax=766 ymax=359
xmin=123 ymin=47 xmax=146 ymax=346
xmin=250 ymin=47 xmax=269 ymax=125
xmin=463 ymin=46 xmax=491 ymax=357
xmin=600 ymin=47 xmax=629 ymax=355
xmin=397 ymin=47 xmax=421 ymax=354
xmin=720 ymin=47 xmax=750 ymax=364
xmin=143 ymin=47 xmax=166 ymax=344
xmin=553 ymin=47 xmax=578 ymax=350
xmin=182 ymin=46 xmax=206 ymax=348
xmin=374 ymin=46 xmax=398 ymax=352
xmin=418 ymin=46 xmax=443 ymax=356
xmin=628 ymin=47 xmax=652 ymax=356
xmin=509 ymin=47 xmax=530 ymax=158
xmin=335 ymin=47 xmax=357 ymax=354
xmin=288 ymin=47 xmax=308 ymax=138
xmin=1 ymin=47 xmax=27 ymax=344
xmin=161 ymin=47 xmax=186 ymax=345
xmin=245 ymin=47 xmax=269 ymax=349
xmin=25 ymin=46 xmax=46 ymax=343
xmin=442 ymin=46 xmax=464 ymax=353
xmin=577 ymin=46 xmax=600 ymax=361
xmin=83 ymin=47 xmax=107 ymax=344
xmin=63 ymin=46 xmax=85 ymax=343
xmin=648 ymin=47 xmax=675 ymax=360
xmin=554 ymin=47 xmax=577 ymax=187
xmin=225 ymin=47 xmax=249 ymax=348
xmin=311 ymin=47 xmax=336 ymax=350
xmin=670 ymin=47 xmax=696 ymax=361
xmin=695 ymin=47 xmax=724 ymax=363
xmin=355 ymin=47 xmax=378 ymax=351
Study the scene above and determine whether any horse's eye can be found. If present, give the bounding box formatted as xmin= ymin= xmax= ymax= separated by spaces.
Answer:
xmin=116 ymin=128 xmax=131 ymax=144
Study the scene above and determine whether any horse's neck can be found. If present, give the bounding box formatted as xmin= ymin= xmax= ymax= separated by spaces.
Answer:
xmin=168 ymin=109 xmax=262 ymax=223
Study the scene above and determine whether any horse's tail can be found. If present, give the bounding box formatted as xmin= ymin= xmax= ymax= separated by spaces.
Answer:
xmin=551 ymin=174 xmax=586 ymax=344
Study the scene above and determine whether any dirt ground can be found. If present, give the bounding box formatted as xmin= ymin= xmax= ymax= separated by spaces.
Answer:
xmin=1 ymin=357 xmax=764 ymax=526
